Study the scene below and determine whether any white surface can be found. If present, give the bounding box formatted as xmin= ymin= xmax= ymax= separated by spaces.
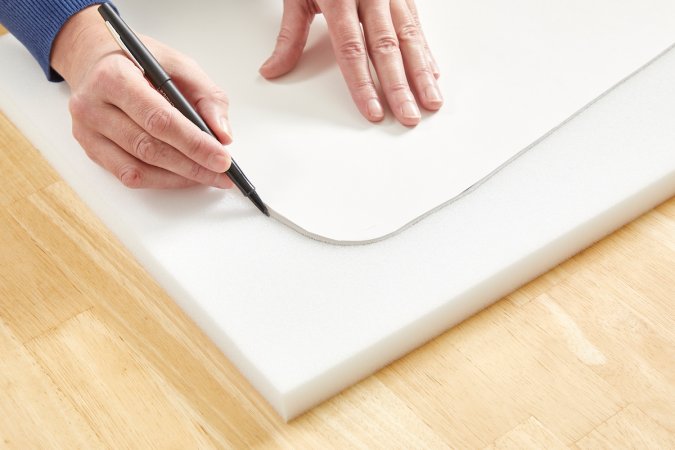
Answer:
xmin=1 ymin=8 xmax=675 ymax=420
xmin=108 ymin=0 xmax=675 ymax=242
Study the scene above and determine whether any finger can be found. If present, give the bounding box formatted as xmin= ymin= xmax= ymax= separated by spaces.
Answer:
xmin=405 ymin=0 xmax=440 ymax=78
xmin=391 ymin=0 xmax=443 ymax=111
xmin=260 ymin=0 xmax=315 ymax=78
xmin=164 ymin=56 xmax=234 ymax=146
xmin=89 ymin=103 xmax=233 ymax=189
xmin=361 ymin=0 xmax=420 ymax=125
xmin=103 ymin=61 xmax=231 ymax=174
xmin=74 ymin=128 xmax=198 ymax=189
xmin=322 ymin=2 xmax=384 ymax=122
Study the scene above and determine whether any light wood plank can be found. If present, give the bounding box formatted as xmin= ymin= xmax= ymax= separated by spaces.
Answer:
xmin=26 ymin=310 xmax=222 ymax=449
xmin=577 ymin=404 xmax=675 ymax=449
xmin=0 ymin=209 xmax=91 ymax=342
xmin=540 ymin=268 xmax=675 ymax=432
xmin=378 ymin=339 xmax=531 ymax=448
xmin=0 ymin=113 xmax=59 ymax=206
xmin=288 ymin=377 xmax=450 ymax=449
xmin=379 ymin=297 xmax=624 ymax=447
xmin=0 ymin=316 xmax=102 ymax=448
xmin=487 ymin=416 xmax=567 ymax=450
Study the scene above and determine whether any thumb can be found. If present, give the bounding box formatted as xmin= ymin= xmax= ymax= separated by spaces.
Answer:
xmin=193 ymin=90 xmax=233 ymax=147
xmin=260 ymin=0 xmax=314 ymax=79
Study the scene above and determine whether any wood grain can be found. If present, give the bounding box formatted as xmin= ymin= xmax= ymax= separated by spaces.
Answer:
xmin=487 ymin=416 xmax=568 ymax=450
xmin=576 ymin=405 xmax=675 ymax=449
xmin=1 ymin=27 xmax=674 ymax=447
xmin=0 ymin=316 xmax=103 ymax=449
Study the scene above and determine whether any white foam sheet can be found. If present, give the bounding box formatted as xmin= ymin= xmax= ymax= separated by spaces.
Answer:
xmin=67 ymin=0 xmax=675 ymax=242
xmin=1 ymin=13 xmax=675 ymax=421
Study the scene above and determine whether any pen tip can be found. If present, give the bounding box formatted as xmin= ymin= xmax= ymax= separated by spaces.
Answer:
xmin=249 ymin=191 xmax=270 ymax=217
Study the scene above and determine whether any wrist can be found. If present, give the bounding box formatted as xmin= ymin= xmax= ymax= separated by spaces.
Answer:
xmin=51 ymin=5 xmax=118 ymax=87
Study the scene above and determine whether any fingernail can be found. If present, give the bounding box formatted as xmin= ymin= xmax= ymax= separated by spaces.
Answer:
xmin=209 ymin=152 xmax=230 ymax=172
xmin=367 ymin=98 xmax=384 ymax=120
xmin=260 ymin=57 xmax=273 ymax=73
xmin=216 ymin=174 xmax=231 ymax=189
xmin=401 ymin=101 xmax=421 ymax=120
xmin=424 ymin=85 xmax=443 ymax=106
xmin=219 ymin=116 xmax=232 ymax=139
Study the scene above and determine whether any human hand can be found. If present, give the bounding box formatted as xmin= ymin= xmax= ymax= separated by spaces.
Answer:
xmin=260 ymin=0 xmax=442 ymax=126
xmin=51 ymin=6 xmax=234 ymax=189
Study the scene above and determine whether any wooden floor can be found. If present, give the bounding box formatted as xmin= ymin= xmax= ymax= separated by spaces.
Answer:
xmin=1 ymin=25 xmax=674 ymax=449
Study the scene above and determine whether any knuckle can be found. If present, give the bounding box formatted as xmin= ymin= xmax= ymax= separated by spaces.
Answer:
xmin=185 ymin=131 xmax=208 ymax=159
xmin=276 ymin=27 xmax=293 ymax=44
xmin=68 ymin=94 xmax=87 ymax=120
xmin=411 ymin=66 xmax=434 ymax=80
xmin=133 ymin=133 xmax=158 ymax=162
xmin=352 ymin=78 xmax=377 ymax=94
xmin=71 ymin=123 xmax=86 ymax=145
xmin=188 ymin=162 xmax=208 ymax=180
xmin=371 ymin=35 xmax=400 ymax=55
xmin=397 ymin=23 xmax=420 ymax=43
xmin=144 ymin=107 xmax=173 ymax=135
xmin=89 ymin=63 xmax=110 ymax=86
xmin=118 ymin=164 xmax=144 ymax=189
xmin=336 ymin=38 xmax=367 ymax=60
xmin=91 ymin=62 xmax=120 ymax=96
xmin=276 ymin=27 xmax=304 ymax=51
xmin=211 ymin=88 xmax=229 ymax=106
xmin=387 ymin=82 xmax=410 ymax=94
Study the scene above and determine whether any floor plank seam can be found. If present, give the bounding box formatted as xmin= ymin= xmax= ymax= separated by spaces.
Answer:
xmin=572 ymin=404 xmax=629 ymax=446
xmin=20 ymin=320 xmax=108 ymax=447
xmin=20 ymin=305 xmax=95 ymax=346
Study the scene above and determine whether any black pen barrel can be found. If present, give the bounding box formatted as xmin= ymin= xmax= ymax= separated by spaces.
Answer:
xmin=98 ymin=3 xmax=169 ymax=87
xmin=160 ymin=80 xmax=256 ymax=196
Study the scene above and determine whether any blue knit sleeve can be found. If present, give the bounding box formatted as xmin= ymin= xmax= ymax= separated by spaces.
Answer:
xmin=0 ymin=0 xmax=114 ymax=82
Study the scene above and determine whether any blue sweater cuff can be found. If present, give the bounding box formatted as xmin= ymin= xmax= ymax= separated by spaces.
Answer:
xmin=0 ymin=0 xmax=114 ymax=82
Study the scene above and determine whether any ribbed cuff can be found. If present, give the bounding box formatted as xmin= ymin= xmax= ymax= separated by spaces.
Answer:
xmin=0 ymin=0 xmax=114 ymax=81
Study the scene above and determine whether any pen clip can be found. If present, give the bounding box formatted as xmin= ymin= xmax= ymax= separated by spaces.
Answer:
xmin=104 ymin=21 xmax=145 ymax=74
